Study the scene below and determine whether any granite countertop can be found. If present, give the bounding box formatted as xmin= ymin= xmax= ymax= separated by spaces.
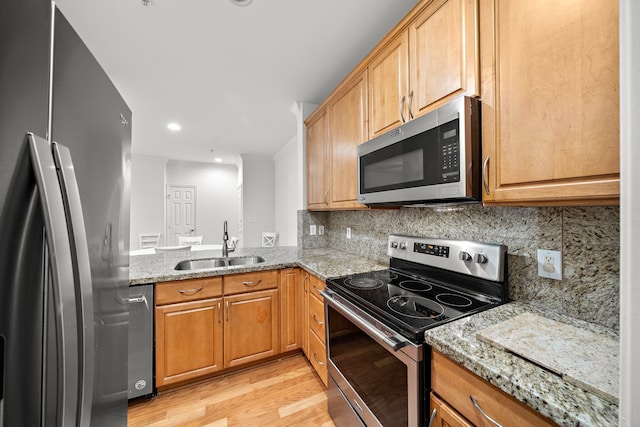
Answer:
xmin=129 ymin=246 xmax=387 ymax=285
xmin=424 ymin=302 xmax=619 ymax=427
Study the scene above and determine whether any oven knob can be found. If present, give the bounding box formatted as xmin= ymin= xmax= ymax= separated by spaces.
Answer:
xmin=391 ymin=242 xmax=398 ymax=249
xmin=399 ymin=242 xmax=407 ymax=250
xmin=474 ymin=253 xmax=488 ymax=264
xmin=459 ymin=251 xmax=472 ymax=261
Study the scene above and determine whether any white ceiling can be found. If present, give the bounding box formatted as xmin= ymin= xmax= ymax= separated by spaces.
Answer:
xmin=54 ymin=0 xmax=419 ymax=164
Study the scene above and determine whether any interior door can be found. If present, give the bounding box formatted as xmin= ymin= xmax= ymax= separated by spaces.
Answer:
xmin=166 ymin=185 xmax=196 ymax=245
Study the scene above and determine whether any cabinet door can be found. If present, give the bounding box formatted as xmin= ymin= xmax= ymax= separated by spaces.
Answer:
xmin=480 ymin=0 xmax=619 ymax=205
xmin=306 ymin=108 xmax=329 ymax=209
xmin=368 ymin=31 xmax=409 ymax=138
xmin=329 ymin=70 xmax=368 ymax=209
xmin=224 ymin=289 xmax=279 ymax=368
xmin=409 ymin=0 xmax=478 ymax=118
xmin=155 ymin=298 xmax=223 ymax=387
xmin=301 ymin=271 xmax=310 ymax=356
xmin=279 ymin=268 xmax=302 ymax=352
xmin=429 ymin=393 xmax=473 ymax=427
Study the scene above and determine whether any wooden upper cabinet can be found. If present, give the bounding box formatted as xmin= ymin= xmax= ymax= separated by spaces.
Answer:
xmin=409 ymin=0 xmax=478 ymax=118
xmin=306 ymin=108 xmax=329 ymax=209
xmin=306 ymin=71 xmax=368 ymax=211
xmin=329 ymin=70 xmax=368 ymax=209
xmin=480 ymin=0 xmax=620 ymax=205
xmin=368 ymin=32 xmax=409 ymax=137
xmin=369 ymin=0 xmax=478 ymax=139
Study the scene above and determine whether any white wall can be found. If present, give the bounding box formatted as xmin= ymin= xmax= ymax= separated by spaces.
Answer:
xmin=240 ymin=154 xmax=275 ymax=247
xmin=166 ymin=159 xmax=238 ymax=247
xmin=619 ymin=0 xmax=639 ymax=424
xmin=274 ymin=136 xmax=298 ymax=246
xmin=130 ymin=155 xmax=166 ymax=250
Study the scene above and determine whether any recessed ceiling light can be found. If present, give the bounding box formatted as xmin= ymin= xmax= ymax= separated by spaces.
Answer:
xmin=230 ymin=0 xmax=252 ymax=6
xmin=167 ymin=122 xmax=181 ymax=131
xmin=214 ymin=157 xmax=223 ymax=163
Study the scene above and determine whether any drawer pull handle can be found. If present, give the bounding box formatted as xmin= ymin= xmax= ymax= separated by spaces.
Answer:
xmin=312 ymin=314 xmax=324 ymax=326
xmin=470 ymin=395 xmax=503 ymax=427
xmin=312 ymin=285 xmax=322 ymax=292
xmin=242 ymin=279 xmax=262 ymax=287
xmin=428 ymin=408 xmax=437 ymax=427
xmin=178 ymin=287 xmax=203 ymax=295
xmin=312 ymin=352 xmax=325 ymax=366
xmin=226 ymin=300 xmax=230 ymax=321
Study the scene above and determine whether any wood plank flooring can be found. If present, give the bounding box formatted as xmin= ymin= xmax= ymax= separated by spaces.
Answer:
xmin=128 ymin=354 xmax=336 ymax=427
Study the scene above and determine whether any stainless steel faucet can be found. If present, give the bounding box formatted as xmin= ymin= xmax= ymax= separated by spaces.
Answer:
xmin=222 ymin=220 xmax=235 ymax=257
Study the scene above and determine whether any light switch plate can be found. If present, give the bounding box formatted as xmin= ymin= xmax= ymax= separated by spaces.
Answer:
xmin=346 ymin=227 xmax=352 ymax=239
xmin=318 ymin=225 xmax=325 ymax=235
xmin=310 ymin=224 xmax=317 ymax=236
xmin=537 ymin=249 xmax=562 ymax=280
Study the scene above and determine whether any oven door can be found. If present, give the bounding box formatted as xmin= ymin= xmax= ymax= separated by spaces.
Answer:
xmin=322 ymin=290 xmax=424 ymax=427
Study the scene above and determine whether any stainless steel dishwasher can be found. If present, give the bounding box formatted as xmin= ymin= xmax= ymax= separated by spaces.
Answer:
xmin=127 ymin=284 xmax=154 ymax=399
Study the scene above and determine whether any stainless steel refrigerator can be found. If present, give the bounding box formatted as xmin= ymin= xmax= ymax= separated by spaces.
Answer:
xmin=0 ymin=0 xmax=131 ymax=425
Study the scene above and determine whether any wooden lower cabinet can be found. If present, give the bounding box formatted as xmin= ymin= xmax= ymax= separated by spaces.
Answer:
xmin=308 ymin=326 xmax=328 ymax=386
xmin=431 ymin=350 xmax=558 ymax=427
xmin=279 ymin=268 xmax=302 ymax=352
xmin=429 ymin=393 xmax=473 ymax=427
xmin=155 ymin=297 xmax=224 ymax=387
xmin=155 ymin=271 xmax=284 ymax=389
xmin=224 ymin=289 xmax=279 ymax=368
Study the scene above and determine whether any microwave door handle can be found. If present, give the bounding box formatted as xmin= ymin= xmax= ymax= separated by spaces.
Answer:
xmin=52 ymin=142 xmax=95 ymax=426
xmin=28 ymin=133 xmax=80 ymax=426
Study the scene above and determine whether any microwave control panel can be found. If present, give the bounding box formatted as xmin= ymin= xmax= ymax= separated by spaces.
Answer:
xmin=440 ymin=119 xmax=460 ymax=182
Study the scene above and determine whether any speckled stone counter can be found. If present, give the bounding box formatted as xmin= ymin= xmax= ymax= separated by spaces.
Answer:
xmin=129 ymin=246 xmax=387 ymax=285
xmin=424 ymin=302 xmax=619 ymax=427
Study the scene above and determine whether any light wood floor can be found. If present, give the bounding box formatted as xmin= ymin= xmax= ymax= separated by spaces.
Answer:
xmin=128 ymin=353 xmax=336 ymax=427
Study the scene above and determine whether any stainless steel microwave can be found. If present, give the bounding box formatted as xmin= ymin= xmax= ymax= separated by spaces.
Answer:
xmin=357 ymin=96 xmax=481 ymax=206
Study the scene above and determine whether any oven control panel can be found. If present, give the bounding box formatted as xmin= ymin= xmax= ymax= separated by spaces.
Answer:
xmin=387 ymin=234 xmax=507 ymax=282
xmin=414 ymin=243 xmax=449 ymax=258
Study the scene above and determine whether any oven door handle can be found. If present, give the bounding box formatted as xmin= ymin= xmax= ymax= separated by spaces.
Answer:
xmin=322 ymin=290 xmax=409 ymax=352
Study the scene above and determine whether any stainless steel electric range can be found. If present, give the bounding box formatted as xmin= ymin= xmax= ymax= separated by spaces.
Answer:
xmin=322 ymin=234 xmax=508 ymax=427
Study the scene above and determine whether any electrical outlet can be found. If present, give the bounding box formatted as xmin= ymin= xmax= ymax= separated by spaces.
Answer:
xmin=310 ymin=224 xmax=317 ymax=236
xmin=318 ymin=225 xmax=325 ymax=235
xmin=346 ymin=227 xmax=352 ymax=239
xmin=537 ymin=249 xmax=562 ymax=280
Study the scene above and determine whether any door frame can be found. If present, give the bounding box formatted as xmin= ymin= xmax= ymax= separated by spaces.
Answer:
xmin=166 ymin=185 xmax=197 ymax=246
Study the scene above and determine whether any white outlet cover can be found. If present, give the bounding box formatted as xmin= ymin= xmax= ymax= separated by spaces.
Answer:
xmin=310 ymin=224 xmax=317 ymax=236
xmin=318 ymin=225 xmax=325 ymax=235
xmin=537 ymin=249 xmax=562 ymax=280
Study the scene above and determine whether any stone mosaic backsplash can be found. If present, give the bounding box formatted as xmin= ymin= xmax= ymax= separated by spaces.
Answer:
xmin=298 ymin=205 xmax=620 ymax=331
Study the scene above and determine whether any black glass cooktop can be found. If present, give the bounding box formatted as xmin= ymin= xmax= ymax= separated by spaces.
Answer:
xmin=326 ymin=269 xmax=499 ymax=343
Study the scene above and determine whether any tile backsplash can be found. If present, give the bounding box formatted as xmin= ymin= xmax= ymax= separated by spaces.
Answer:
xmin=298 ymin=205 xmax=620 ymax=331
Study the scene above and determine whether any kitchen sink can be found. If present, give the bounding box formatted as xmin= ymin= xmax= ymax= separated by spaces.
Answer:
xmin=226 ymin=256 xmax=265 ymax=266
xmin=174 ymin=256 xmax=265 ymax=270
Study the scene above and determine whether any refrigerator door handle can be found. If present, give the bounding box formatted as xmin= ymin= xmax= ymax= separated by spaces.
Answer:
xmin=27 ymin=133 xmax=80 ymax=426
xmin=52 ymin=141 xmax=95 ymax=427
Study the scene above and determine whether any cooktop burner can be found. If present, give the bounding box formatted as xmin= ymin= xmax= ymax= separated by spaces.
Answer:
xmin=324 ymin=235 xmax=509 ymax=343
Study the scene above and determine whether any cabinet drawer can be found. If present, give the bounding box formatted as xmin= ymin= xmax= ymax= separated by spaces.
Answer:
xmin=309 ymin=274 xmax=325 ymax=300
xmin=431 ymin=351 xmax=558 ymax=427
xmin=156 ymin=277 xmax=223 ymax=305
xmin=224 ymin=270 xmax=278 ymax=295
xmin=309 ymin=328 xmax=328 ymax=386
xmin=309 ymin=293 xmax=326 ymax=343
